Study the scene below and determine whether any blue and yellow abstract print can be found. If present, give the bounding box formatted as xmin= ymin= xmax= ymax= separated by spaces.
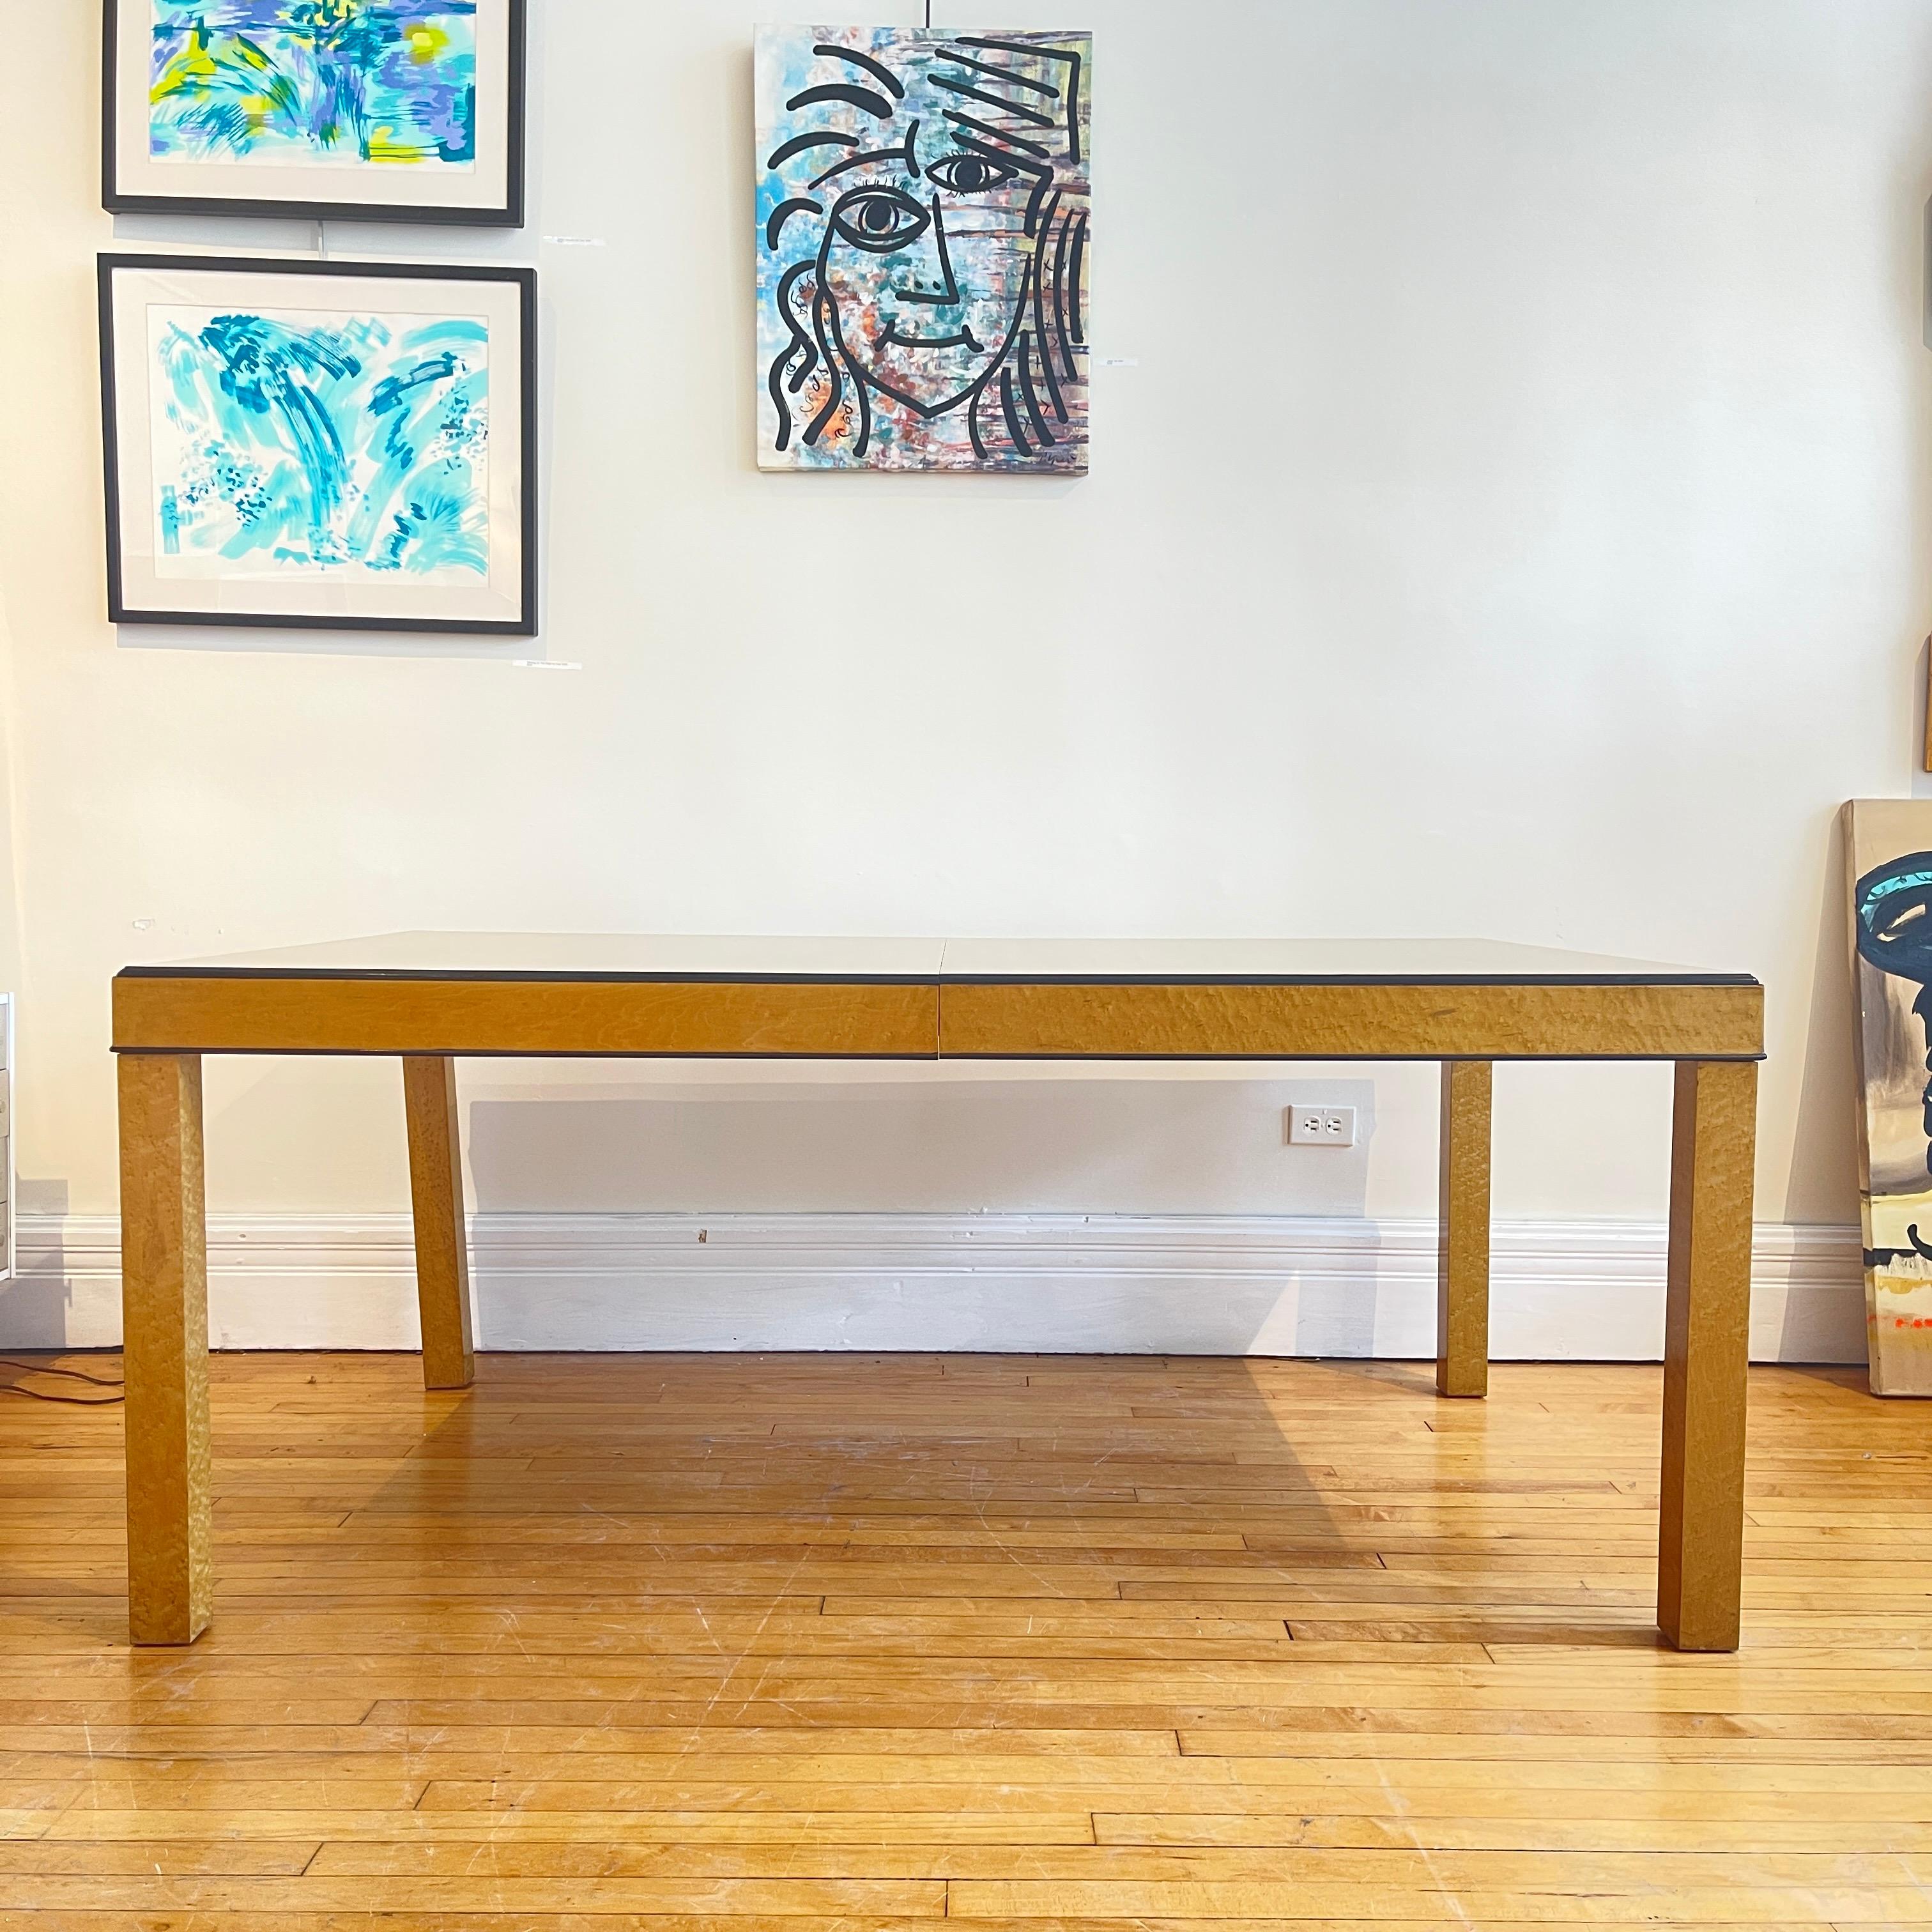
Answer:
xmin=150 ymin=305 xmax=491 ymax=578
xmin=150 ymin=2 xmax=479 ymax=168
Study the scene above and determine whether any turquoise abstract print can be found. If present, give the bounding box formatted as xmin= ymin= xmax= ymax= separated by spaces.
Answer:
xmin=150 ymin=2 xmax=479 ymax=168
xmin=149 ymin=305 xmax=491 ymax=579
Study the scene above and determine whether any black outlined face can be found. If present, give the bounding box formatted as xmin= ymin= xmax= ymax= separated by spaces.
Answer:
xmin=760 ymin=28 xmax=1089 ymax=467
xmin=816 ymin=118 xmax=1034 ymax=416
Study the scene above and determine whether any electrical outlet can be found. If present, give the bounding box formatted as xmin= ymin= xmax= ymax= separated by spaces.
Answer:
xmin=1287 ymin=1105 xmax=1358 ymax=1147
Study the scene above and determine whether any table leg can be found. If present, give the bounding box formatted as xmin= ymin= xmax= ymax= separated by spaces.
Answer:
xmin=118 ymin=1053 xmax=212 ymax=1646
xmin=1437 ymin=1059 xmax=1492 ymax=1398
xmin=1659 ymin=1057 xmax=1756 ymax=1652
xmin=403 ymin=1055 xmax=474 ymax=1391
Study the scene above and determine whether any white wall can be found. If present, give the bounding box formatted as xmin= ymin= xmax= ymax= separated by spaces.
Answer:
xmin=3 ymin=1 xmax=1931 ymax=1354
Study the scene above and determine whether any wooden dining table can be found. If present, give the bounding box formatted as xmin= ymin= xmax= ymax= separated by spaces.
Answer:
xmin=112 ymin=934 xmax=1763 ymax=1652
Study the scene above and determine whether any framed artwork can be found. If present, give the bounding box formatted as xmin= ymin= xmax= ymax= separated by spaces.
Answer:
xmin=103 ymin=1 xmax=527 ymax=226
xmin=1845 ymin=799 xmax=1932 ymax=1397
xmin=755 ymin=24 xmax=1091 ymax=473
xmin=98 ymin=254 xmax=537 ymax=636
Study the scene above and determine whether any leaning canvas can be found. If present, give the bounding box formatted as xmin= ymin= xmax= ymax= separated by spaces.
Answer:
xmin=755 ymin=25 xmax=1091 ymax=472
xmin=1845 ymin=799 xmax=1932 ymax=1395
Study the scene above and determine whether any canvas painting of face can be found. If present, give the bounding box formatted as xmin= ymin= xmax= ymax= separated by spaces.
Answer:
xmin=1845 ymin=799 xmax=1932 ymax=1395
xmin=755 ymin=25 xmax=1091 ymax=472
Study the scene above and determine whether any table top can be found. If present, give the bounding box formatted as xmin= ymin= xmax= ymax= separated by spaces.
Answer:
xmin=122 ymin=933 xmax=1758 ymax=987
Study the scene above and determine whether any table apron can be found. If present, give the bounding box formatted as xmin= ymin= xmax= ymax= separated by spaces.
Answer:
xmin=940 ymin=980 xmax=1762 ymax=1059
xmin=112 ymin=976 xmax=1763 ymax=1061
xmin=112 ymin=976 xmax=942 ymax=1057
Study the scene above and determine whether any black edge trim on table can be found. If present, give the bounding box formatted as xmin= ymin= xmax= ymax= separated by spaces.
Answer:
xmin=940 ymin=972 xmax=1760 ymax=987
xmin=116 ymin=967 xmax=1761 ymax=988
xmin=102 ymin=0 xmax=528 ymax=227
xmin=113 ymin=1047 xmax=945 ymax=1060
xmin=109 ymin=1047 xmax=1765 ymax=1062
xmin=923 ymin=1050 xmax=1770 ymax=1062
xmin=98 ymin=254 xmax=539 ymax=638
xmin=116 ymin=967 xmax=944 ymax=986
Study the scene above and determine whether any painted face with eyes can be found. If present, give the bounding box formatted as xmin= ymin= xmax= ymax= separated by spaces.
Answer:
xmin=760 ymin=26 xmax=1089 ymax=468
xmin=820 ymin=142 xmax=1031 ymax=417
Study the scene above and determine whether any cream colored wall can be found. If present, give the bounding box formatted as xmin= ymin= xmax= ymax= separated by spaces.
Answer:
xmin=3 ymin=4 xmax=1932 ymax=1294
xmin=0 ymin=568 xmax=23 ymax=1006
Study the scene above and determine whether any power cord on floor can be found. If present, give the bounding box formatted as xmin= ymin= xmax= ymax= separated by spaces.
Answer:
xmin=0 ymin=1357 xmax=126 ymax=1404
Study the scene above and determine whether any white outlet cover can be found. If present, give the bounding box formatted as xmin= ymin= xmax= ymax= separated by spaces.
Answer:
xmin=1287 ymin=1105 xmax=1358 ymax=1147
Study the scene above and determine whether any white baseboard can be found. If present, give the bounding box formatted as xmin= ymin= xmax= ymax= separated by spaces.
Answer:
xmin=0 ymin=1211 xmax=1866 ymax=1362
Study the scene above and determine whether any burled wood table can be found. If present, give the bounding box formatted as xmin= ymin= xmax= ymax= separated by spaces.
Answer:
xmin=112 ymin=935 xmax=1763 ymax=1651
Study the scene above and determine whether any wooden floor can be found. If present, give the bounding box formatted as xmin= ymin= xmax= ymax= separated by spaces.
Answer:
xmin=0 ymin=1351 xmax=1926 ymax=1929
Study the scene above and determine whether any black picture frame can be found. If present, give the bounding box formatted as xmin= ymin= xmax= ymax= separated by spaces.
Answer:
xmin=99 ymin=253 xmax=539 ymax=637
xmin=102 ymin=0 xmax=528 ymax=227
